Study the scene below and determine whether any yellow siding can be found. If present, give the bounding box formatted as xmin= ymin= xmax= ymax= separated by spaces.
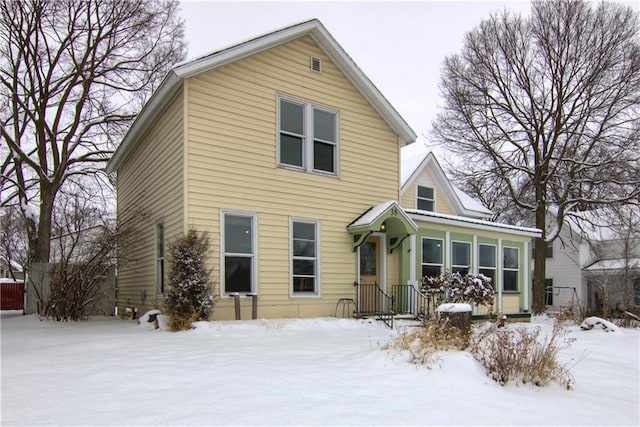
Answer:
xmin=401 ymin=169 xmax=455 ymax=215
xmin=184 ymin=36 xmax=401 ymax=319
xmin=116 ymin=89 xmax=184 ymax=313
xmin=502 ymin=295 xmax=521 ymax=314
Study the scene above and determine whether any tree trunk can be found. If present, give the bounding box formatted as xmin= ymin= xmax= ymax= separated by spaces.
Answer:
xmin=532 ymin=205 xmax=547 ymax=314
xmin=29 ymin=183 xmax=56 ymax=264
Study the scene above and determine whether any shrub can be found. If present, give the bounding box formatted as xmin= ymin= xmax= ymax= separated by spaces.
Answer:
xmin=165 ymin=229 xmax=216 ymax=331
xmin=424 ymin=272 xmax=495 ymax=310
xmin=384 ymin=319 xmax=470 ymax=367
xmin=470 ymin=319 xmax=575 ymax=389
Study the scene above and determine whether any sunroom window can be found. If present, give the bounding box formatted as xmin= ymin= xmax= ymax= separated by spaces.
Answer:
xmin=478 ymin=244 xmax=496 ymax=288
xmin=451 ymin=241 xmax=470 ymax=275
xmin=422 ymin=238 xmax=443 ymax=279
xmin=503 ymin=246 xmax=519 ymax=292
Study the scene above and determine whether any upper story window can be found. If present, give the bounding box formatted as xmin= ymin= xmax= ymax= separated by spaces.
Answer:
xmin=278 ymin=97 xmax=338 ymax=175
xmin=417 ymin=186 xmax=434 ymax=211
xmin=532 ymin=241 xmax=553 ymax=258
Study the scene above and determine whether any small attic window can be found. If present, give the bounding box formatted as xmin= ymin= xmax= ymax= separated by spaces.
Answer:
xmin=310 ymin=56 xmax=322 ymax=73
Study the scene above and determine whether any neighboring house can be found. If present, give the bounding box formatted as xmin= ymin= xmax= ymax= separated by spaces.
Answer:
xmin=0 ymin=260 xmax=24 ymax=282
xmin=106 ymin=19 xmax=540 ymax=321
xmin=543 ymin=209 xmax=640 ymax=314
xmin=398 ymin=143 xmax=540 ymax=317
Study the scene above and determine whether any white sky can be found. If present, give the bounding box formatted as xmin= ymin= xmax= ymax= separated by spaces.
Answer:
xmin=179 ymin=0 xmax=638 ymax=150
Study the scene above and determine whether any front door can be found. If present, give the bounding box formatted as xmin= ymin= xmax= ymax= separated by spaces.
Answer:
xmin=358 ymin=235 xmax=386 ymax=314
xmin=359 ymin=236 xmax=380 ymax=286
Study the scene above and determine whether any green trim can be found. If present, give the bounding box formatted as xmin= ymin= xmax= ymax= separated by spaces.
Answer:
xmin=351 ymin=231 xmax=373 ymax=251
xmin=471 ymin=313 xmax=531 ymax=321
xmin=348 ymin=202 xmax=417 ymax=251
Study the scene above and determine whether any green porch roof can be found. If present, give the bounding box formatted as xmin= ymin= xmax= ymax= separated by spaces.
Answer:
xmin=347 ymin=201 xmax=418 ymax=253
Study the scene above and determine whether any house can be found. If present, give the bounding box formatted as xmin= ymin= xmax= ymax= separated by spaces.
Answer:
xmin=397 ymin=143 xmax=540 ymax=317
xmin=0 ymin=260 xmax=24 ymax=282
xmin=106 ymin=19 xmax=540 ymax=321
xmin=543 ymin=209 xmax=640 ymax=315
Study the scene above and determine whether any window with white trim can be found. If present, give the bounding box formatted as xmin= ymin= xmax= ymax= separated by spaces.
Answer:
xmin=479 ymin=244 xmax=496 ymax=288
xmin=451 ymin=241 xmax=471 ymax=275
xmin=417 ymin=186 xmax=434 ymax=211
xmin=291 ymin=219 xmax=319 ymax=295
xmin=278 ymin=97 xmax=338 ymax=175
xmin=222 ymin=212 xmax=256 ymax=294
xmin=156 ymin=219 xmax=164 ymax=294
xmin=422 ymin=238 xmax=443 ymax=278
xmin=503 ymin=246 xmax=519 ymax=292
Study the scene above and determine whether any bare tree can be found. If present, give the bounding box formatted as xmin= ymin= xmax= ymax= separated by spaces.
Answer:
xmin=0 ymin=205 xmax=29 ymax=279
xmin=0 ymin=0 xmax=186 ymax=265
xmin=432 ymin=0 xmax=640 ymax=313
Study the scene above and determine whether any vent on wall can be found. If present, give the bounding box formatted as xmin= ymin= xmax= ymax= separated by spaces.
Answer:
xmin=310 ymin=56 xmax=322 ymax=73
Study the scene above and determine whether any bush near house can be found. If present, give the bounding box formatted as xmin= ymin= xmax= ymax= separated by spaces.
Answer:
xmin=165 ymin=229 xmax=216 ymax=331
xmin=424 ymin=272 xmax=495 ymax=310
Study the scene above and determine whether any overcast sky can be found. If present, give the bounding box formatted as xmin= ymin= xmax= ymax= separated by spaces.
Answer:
xmin=178 ymin=1 xmax=637 ymax=151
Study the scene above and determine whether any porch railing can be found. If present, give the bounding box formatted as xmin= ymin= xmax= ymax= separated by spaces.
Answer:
xmin=391 ymin=283 xmax=446 ymax=323
xmin=354 ymin=282 xmax=394 ymax=329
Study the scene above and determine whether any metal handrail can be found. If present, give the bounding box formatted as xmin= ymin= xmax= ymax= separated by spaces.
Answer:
xmin=391 ymin=283 xmax=446 ymax=322
xmin=354 ymin=282 xmax=394 ymax=328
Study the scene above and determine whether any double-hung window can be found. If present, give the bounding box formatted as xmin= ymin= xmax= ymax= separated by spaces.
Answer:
xmin=451 ymin=241 xmax=471 ymax=275
xmin=279 ymin=97 xmax=338 ymax=175
xmin=417 ymin=186 xmax=434 ymax=211
xmin=422 ymin=238 xmax=443 ymax=278
xmin=291 ymin=219 xmax=319 ymax=295
xmin=503 ymin=247 xmax=519 ymax=292
xmin=156 ymin=219 xmax=164 ymax=294
xmin=478 ymin=244 xmax=496 ymax=288
xmin=222 ymin=212 xmax=256 ymax=295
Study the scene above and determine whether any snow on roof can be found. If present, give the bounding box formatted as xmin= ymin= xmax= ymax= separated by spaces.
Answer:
xmin=584 ymin=258 xmax=640 ymax=272
xmin=452 ymin=186 xmax=493 ymax=215
xmin=565 ymin=207 xmax=640 ymax=242
xmin=406 ymin=208 xmax=541 ymax=237
xmin=400 ymin=141 xmax=429 ymax=186
xmin=348 ymin=201 xmax=397 ymax=228
xmin=400 ymin=143 xmax=493 ymax=217
xmin=107 ymin=19 xmax=416 ymax=173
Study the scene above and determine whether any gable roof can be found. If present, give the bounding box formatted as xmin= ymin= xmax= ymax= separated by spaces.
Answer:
xmin=400 ymin=143 xmax=493 ymax=219
xmin=106 ymin=19 xmax=416 ymax=173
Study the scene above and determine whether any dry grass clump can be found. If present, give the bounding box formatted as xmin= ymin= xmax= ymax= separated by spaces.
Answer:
xmin=384 ymin=320 xmax=470 ymax=367
xmin=470 ymin=320 xmax=575 ymax=389
xmin=169 ymin=312 xmax=201 ymax=332
xmin=554 ymin=300 xmax=583 ymax=324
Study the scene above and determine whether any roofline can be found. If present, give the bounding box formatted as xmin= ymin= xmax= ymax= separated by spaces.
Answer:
xmin=106 ymin=19 xmax=416 ymax=173
xmin=400 ymin=151 xmax=493 ymax=219
xmin=406 ymin=209 xmax=541 ymax=238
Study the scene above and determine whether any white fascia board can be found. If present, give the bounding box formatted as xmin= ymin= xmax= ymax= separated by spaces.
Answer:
xmin=406 ymin=209 xmax=541 ymax=238
xmin=106 ymin=71 xmax=181 ymax=173
xmin=307 ymin=25 xmax=416 ymax=145
xmin=107 ymin=19 xmax=416 ymax=173
xmin=400 ymin=153 xmax=492 ymax=219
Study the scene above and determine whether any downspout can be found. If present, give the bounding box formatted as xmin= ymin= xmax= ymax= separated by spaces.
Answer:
xmin=497 ymin=238 xmax=503 ymax=313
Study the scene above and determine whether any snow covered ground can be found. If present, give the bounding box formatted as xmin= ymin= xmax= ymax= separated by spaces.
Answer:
xmin=1 ymin=311 xmax=638 ymax=426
